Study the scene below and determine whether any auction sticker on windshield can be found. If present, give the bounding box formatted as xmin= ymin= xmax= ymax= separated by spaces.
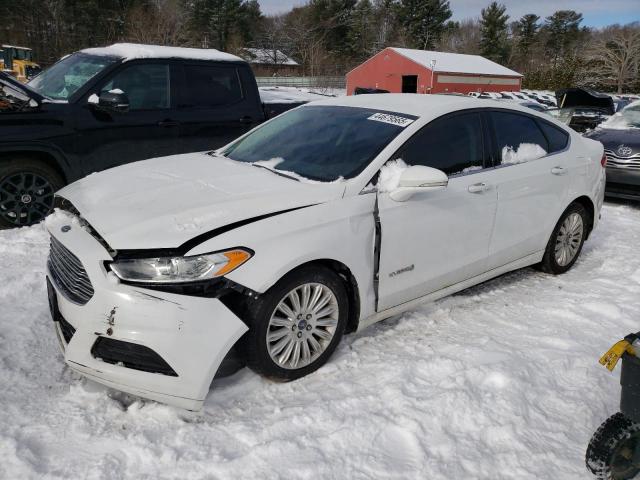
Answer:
xmin=367 ymin=112 xmax=415 ymax=127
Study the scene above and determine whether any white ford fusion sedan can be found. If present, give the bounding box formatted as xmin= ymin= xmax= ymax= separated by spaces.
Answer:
xmin=45 ymin=94 xmax=606 ymax=410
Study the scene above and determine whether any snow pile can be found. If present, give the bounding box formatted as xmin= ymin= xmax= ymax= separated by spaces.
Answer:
xmin=1 ymin=203 xmax=640 ymax=479
xmin=82 ymin=43 xmax=243 ymax=63
xmin=259 ymin=87 xmax=340 ymax=104
xmin=377 ymin=158 xmax=408 ymax=192
xmin=502 ymin=143 xmax=547 ymax=164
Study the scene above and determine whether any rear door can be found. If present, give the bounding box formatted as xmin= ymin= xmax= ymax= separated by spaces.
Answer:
xmin=376 ymin=111 xmax=498 ymax=310
xmin=74 ymin=60 xmax=181 ymax=174
xmin=484 ymin=109 xmax=575 ymax=268
xmin=174 ymin=62 xmax=264 ymax=152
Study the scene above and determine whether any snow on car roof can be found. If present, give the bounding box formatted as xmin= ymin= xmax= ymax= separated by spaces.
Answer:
xmin=80 ymin=43 xmax=243 ymax=63
xmin=391 ymin=47 xmax=522 ymax=77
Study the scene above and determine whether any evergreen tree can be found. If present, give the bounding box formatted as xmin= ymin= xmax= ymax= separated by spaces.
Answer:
xmin=187 ymin=0 xmax=258 ymax=50
xmin=348 ymin=0 xmax=375 ymax=60
xmin=543 ymin=10 xmax=585 ymax=66
xmin=513 ymin=14 xmax=539 ymax=59
xmin=398 ymin=0 xmax=452 ymax=50
xmin=479 ymin=1 xmax=510 ymax=64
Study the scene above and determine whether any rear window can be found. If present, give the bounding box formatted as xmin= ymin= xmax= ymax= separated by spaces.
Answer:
xmin=490 ymin=111 xmax=549 ymax=164
xmin=184 ymin=64 xmax=242 ymax=107
xmin=538 ymin=121 xmax=569 ymax=153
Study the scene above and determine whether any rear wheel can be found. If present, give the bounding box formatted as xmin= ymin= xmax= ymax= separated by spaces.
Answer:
xmin=0 ymin=158 xmax=64 ymax=229
xmin=539 ymin=202 xmax=588 ymax=274
xmin=241 ymin=265 xmax=348 ymax=381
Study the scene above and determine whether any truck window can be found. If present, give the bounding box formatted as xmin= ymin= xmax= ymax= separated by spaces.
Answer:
xmin=184 ymin=64 xmax=243 ymax=107
xmin=102 ymin=64 xmax=170 ymax=110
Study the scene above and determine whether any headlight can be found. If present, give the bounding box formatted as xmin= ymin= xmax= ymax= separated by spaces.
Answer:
xmin=110 ymin=248 xmax=252 ymax=283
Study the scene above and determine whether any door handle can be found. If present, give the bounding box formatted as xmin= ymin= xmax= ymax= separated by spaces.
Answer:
xmin=551 ymin=166 xmax=567 ymax=176
xmin=239 ymin=116 xmax=254 ymax=124
xmin=468 ymin=182 xmax=489 ymax=194
xmin=158 ymin=119 xmax=180 ymax=127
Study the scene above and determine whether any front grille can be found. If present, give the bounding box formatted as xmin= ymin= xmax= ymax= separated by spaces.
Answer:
xmin=48 ymin=236 xmax=94 ymax=305
xmin=605 ymin=149 xmax=640 ymax=170
xmin=91 ymin=337 xmax=178 ymax=377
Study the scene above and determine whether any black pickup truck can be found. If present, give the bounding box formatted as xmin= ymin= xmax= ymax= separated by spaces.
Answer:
xmin=0 ymin=43 xmax=305 ymax=227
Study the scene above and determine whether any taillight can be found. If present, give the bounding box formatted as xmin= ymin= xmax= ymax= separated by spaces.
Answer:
xmin=601 ymin=153 xmax=607 ymax=167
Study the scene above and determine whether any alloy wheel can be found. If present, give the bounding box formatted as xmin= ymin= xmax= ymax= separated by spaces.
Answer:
xmin=266 ymin=283 xmax=340 ymax=370
xmin=554 ymin=212 xmax=583 ymax=267
xmin=0 ymin=171 xmax=55 ymax=226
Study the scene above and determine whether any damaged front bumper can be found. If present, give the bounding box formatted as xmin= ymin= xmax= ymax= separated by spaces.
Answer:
xmin=45 ymin=212 xmax=248 ymax=411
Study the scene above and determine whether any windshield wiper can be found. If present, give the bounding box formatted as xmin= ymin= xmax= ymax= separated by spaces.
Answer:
xmin=251 ymin=163 xmax=300 ymax=181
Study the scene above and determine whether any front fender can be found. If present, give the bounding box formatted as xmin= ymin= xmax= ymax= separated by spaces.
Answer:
xmin=186 ymin=195 xmax=378 ymax=321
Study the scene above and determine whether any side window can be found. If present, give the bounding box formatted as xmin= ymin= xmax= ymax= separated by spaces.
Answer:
xmin=102 ymin=64 xmax=169 ymax=110
xmin=183 ymin=64 xmax=243 ymax=107
xmin=538 ymin=120 xmax=569 ymax=153
xmin=394 ymin=113 xmax=484 ymax=175
xmin=490 ymin=111 xmax=549 ymax=164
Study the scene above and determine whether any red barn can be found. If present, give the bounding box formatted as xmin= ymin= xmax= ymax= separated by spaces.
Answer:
xmin=346 ymin=47 xmax=522 ymax=96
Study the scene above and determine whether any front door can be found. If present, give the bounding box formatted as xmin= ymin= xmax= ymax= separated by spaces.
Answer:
xmin=377 ymin=111 xmax=498 ymax=311
xmin=74 ymin=61 xmax=181 ymax=174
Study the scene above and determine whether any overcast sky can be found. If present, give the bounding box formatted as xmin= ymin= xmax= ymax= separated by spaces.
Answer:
xmin=257 ymin=0 xmax=639 ymax=27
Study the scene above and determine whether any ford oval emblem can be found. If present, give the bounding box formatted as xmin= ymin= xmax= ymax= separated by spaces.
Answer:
xmin=617 ymin=144 xmax=633 ymax=157
xmin=61 ymin=225 xmax=71 ymax=233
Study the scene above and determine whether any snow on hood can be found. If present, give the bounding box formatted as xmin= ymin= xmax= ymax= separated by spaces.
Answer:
xmin=57 ymin=153 xmax=345 ymax=250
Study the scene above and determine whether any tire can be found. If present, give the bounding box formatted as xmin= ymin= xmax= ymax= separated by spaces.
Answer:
xmin=0 ymin=157 xmax=65 ymax=229
xmin=240 ymin=265 xmax=348 ymax=381
xmin=586 ymin=413 xmax=640 ymax=480
xmin=539 ymin=202 xmax=588 ymax=274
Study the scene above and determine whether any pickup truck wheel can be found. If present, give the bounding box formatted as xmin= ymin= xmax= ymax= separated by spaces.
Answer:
xmin=539 ymin=202 xmax=587 ymax=275
xmin=241 ymin=266 xmax=348 ymax=381
xmin=0 ymin=158 xmax=64 ymax=229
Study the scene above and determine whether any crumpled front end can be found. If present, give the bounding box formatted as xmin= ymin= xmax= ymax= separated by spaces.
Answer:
xmin=45 ymin=211 xmax=248 ymax=410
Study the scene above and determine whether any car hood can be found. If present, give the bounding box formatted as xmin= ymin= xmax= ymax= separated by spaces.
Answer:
xmin=556 ymin=88 xmax=614 ymax=115
xmin=585 ymin=128 xmax=640 ymax=154
xmin=57 ymin=152 xmax=346 ymax=251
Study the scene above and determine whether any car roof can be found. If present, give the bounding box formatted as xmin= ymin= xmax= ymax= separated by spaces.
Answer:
xmin=305 ymin=93 xmax=537 ymax=119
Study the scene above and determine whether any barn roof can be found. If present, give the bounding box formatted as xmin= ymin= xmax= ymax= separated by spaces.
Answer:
xmin=390 ymin=48 xmax=522 ymax=77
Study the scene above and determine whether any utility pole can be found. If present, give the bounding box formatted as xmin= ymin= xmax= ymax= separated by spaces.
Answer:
xmin=429 ymin=59 xmax=437 ymax=94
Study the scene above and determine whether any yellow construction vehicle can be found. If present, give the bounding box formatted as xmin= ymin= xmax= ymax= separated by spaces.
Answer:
xmin=0 ymin=45 xmax=41 ymax=82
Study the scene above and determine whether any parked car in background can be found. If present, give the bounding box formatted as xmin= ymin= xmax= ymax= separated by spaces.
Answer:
xmin=0 ymin=43 xmax=306 ymax=228
xmin=585 ymin=100 xmax=640 ymax=200
xmin=46 ymin=94 xmax=605 ymax=410
xmin=510 ymin=100 xmax=550 ymax=113
xmin=555 ymin=88 xmax=615 ymax=133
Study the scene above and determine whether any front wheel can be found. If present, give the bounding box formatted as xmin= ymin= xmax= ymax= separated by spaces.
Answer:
xmin=241 ymin=265 xmax=348 ymax=381
xmin=0 ymin=158 xmax=64 ymax=229
xmin=539 ymin=202 xmax=588 ymax=274
xmin=586 ymin=413 xmax=640 ymax=480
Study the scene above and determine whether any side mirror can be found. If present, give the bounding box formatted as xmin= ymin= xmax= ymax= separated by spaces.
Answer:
xmin=389 ymin=165 xmax=448 ymax=202
xmin=96 ymin=90 xmax=130 ymax=113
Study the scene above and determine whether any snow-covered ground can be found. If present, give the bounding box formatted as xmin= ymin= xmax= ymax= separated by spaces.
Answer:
xmin=2 ymin=201 xmax=640 ymax=479
xmin=259 ymin=86 xmax=345 ymax=104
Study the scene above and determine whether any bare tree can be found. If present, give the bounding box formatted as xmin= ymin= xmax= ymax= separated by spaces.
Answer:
xmin=590 ymin=23 xmax=640 ymax=93
xmin=125 ymin=0 xmax=187 ymax=45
